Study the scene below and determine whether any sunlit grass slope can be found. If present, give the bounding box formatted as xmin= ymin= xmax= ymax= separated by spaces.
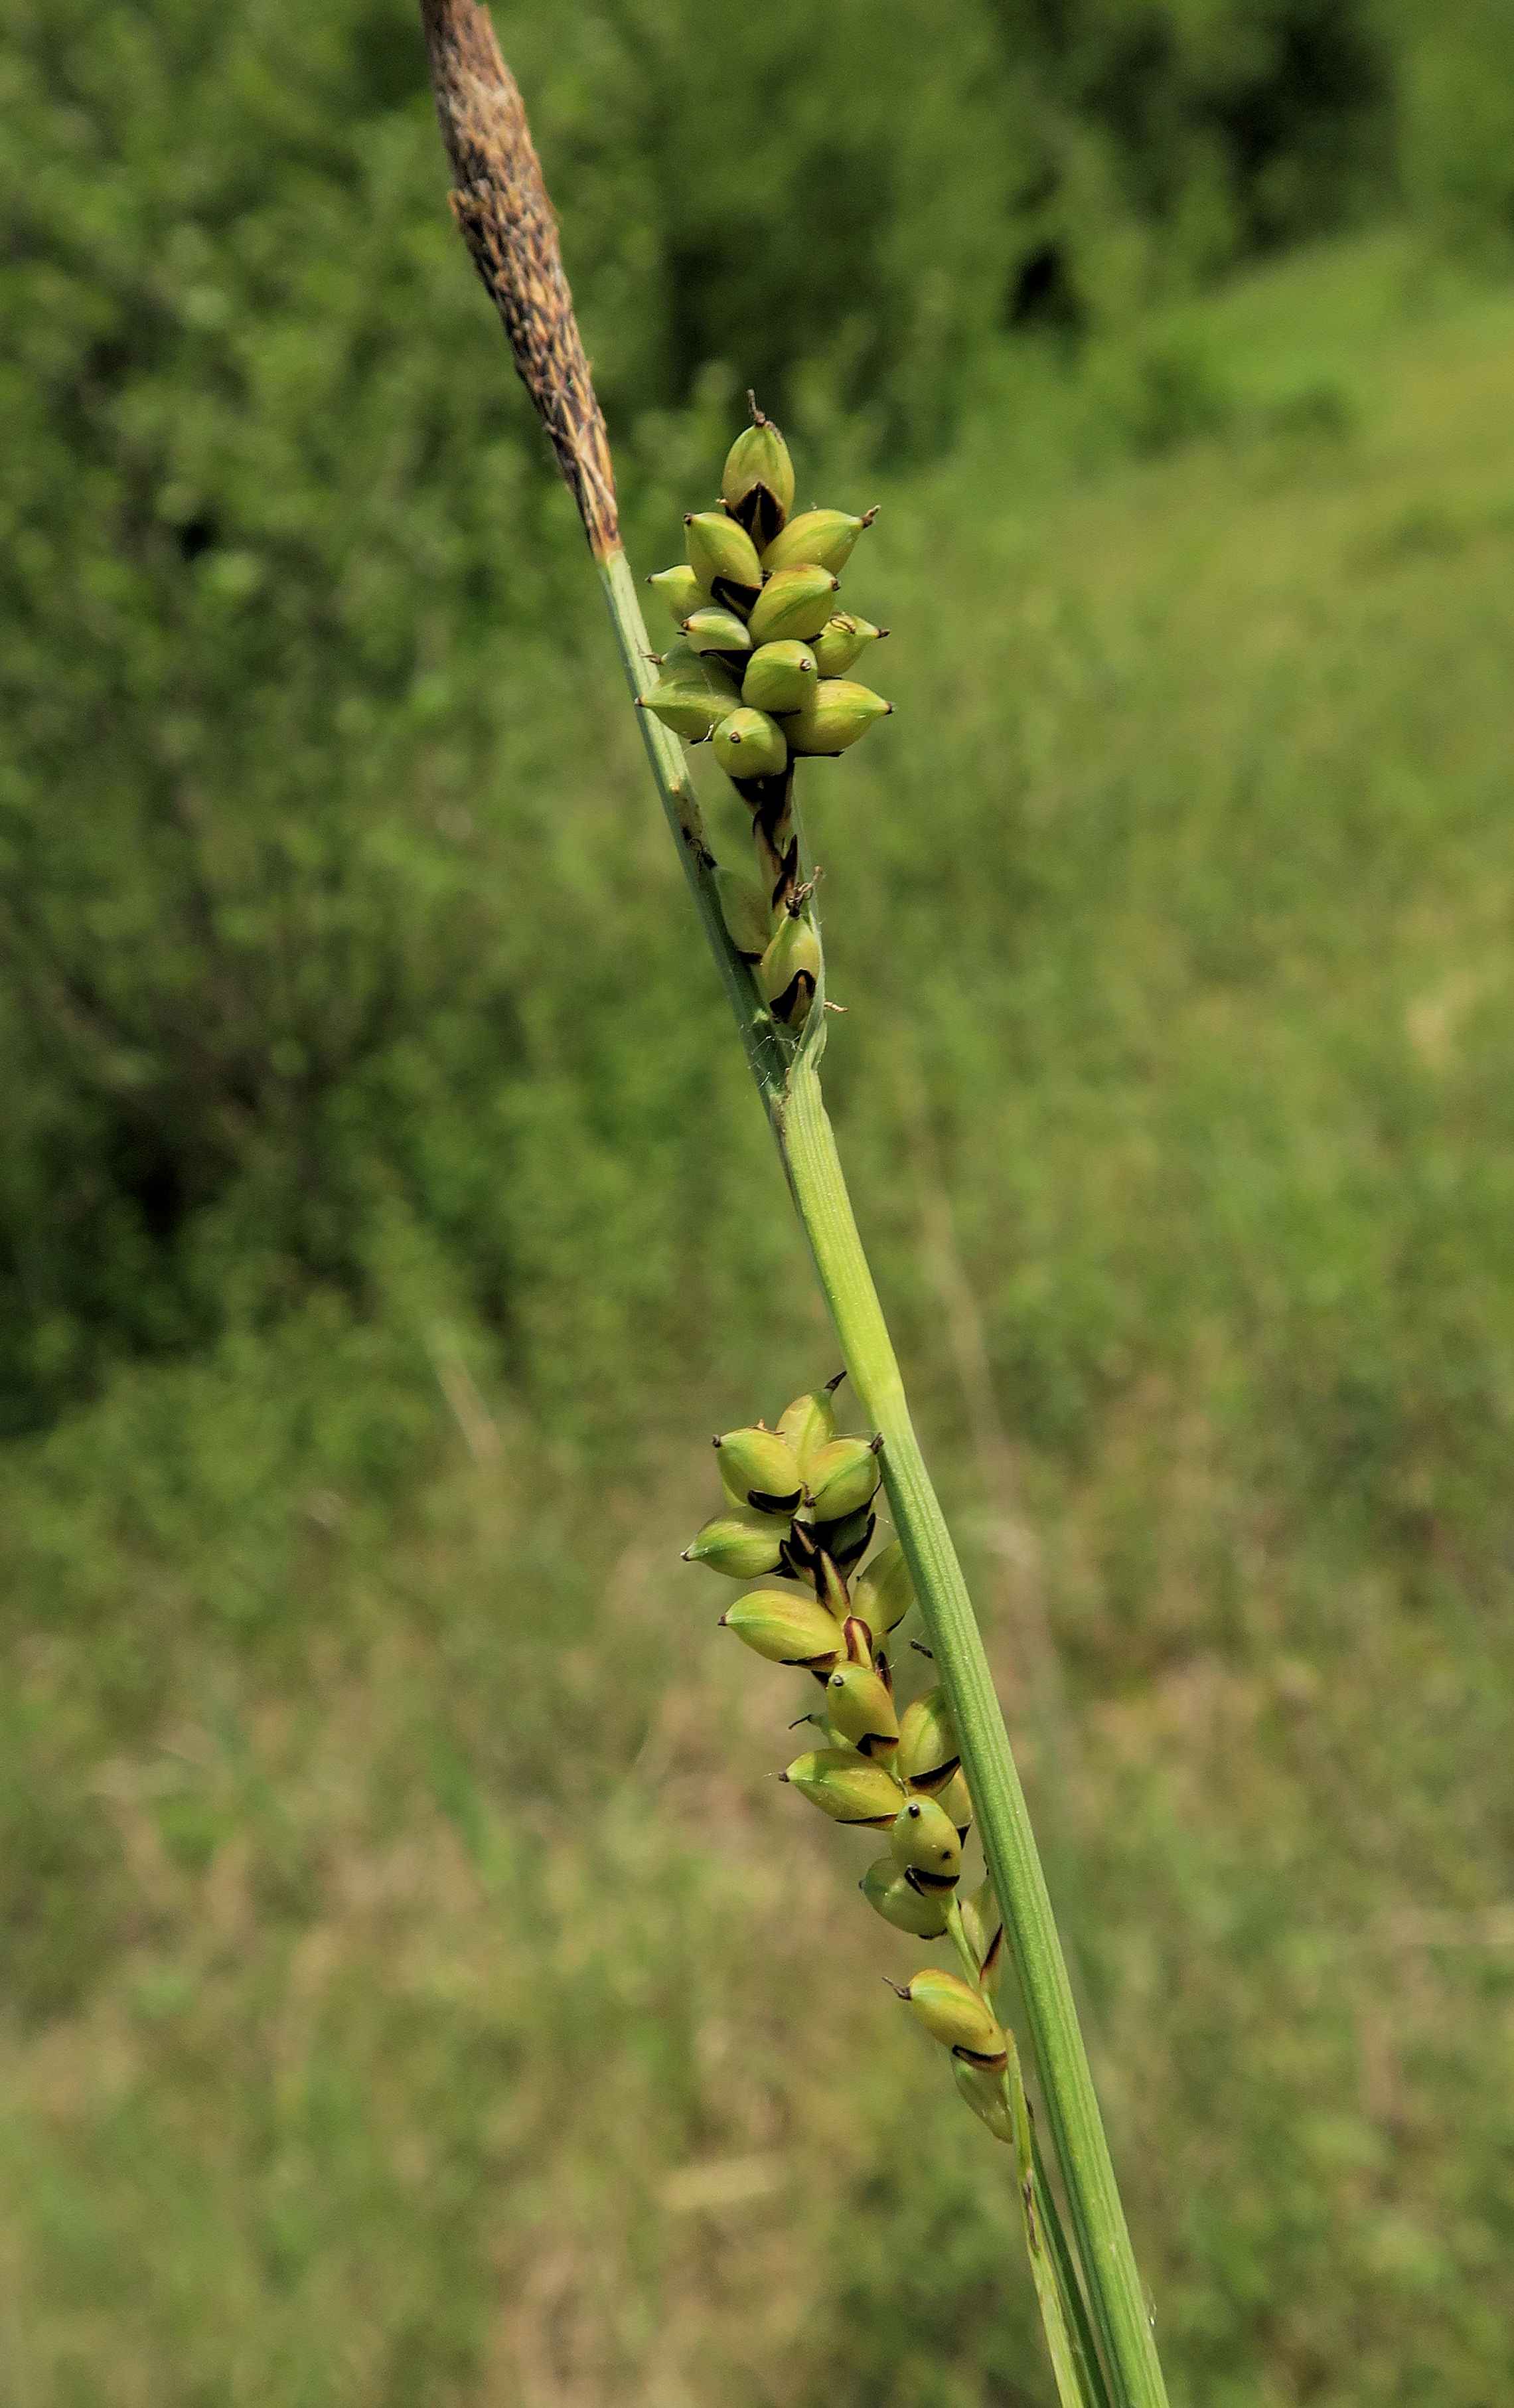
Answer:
xmin=4 ymin=239 xmax=1514 ymax=2407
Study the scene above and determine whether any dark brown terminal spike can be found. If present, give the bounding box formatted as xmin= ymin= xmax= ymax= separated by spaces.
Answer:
xmin=419 ymin=1 xmax=619 ymax=556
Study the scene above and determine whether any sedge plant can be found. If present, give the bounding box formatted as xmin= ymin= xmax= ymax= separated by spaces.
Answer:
xmin=418 ymin=9 xmax=1170 ymax=2403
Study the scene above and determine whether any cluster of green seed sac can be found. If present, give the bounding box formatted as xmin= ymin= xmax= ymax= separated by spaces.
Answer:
xmin=683 ymin=1378 xmax=1017 ymax=2146
xmin=639 ymin=406 xmax=891 ymax=1031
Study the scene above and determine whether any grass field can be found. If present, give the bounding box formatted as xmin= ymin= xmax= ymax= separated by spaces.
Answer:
xmin=4 ymin=234 xmax=1514 ymax=2406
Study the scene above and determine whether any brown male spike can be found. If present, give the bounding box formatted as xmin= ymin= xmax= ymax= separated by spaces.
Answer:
xmin=419 ymin=0 xmax=619 ymax=556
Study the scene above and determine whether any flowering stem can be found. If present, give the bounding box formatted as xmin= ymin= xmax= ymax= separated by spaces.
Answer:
xmin=597 ymin=540 xmax=1164 ymax=2405
xmin=418 ymin=11 xmax=1168 ymax=2402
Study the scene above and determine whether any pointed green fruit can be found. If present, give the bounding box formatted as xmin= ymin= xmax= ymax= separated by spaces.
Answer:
xmin=758 ymin=912 xmax=821 ymax=1025
xmin=656 ymin=639 xmax=723 ymax=685
xmin=860 ymin=1857 xmax=951 ymax=1939
xmin=889 ymin=1794 xmax=962 ymax=1891
xmin=806 ymin=1434 xmax=882 ymax=1521
xmin=953 ymin=2055 xmax=1016 ymax=2143
xmin=648 ymin=564 xmax=704 ymax=629
xmin=780 ymin=1747 xmax=901 ymax=1827
xmin=824 ymin=1663 xmax=899 ymax=1757
xmin=775 ymin=1382 xmax=840 ymax=1475
xmin=960 ymin=1877 xmax=1004 ymax=1981
xmin=713 ymin=707 xmax=787 ymax=781
xmin=761 ymin=507 xmax=876 ymax=578
xmin=785 ymin=679 xmax=892 ymax=757
xmin=713 ymin=866 xmax=773 ymax=963
xmin=714 ymin=1425 xmax=804 ymax=1515
xmin=742 ymin=640 xmax=818 ymax=715
xmin=685 ymin=510 xmax=762 ymax=599
xmin=811 ymin=612 xmax=888 ymax=677
xmin=897 ymin=1686 xmax=960 ymax=1794
xmin=682 ymin=1508 xmax=787 ymax=1579
xmin=892 ymin=1968 xmax=1006 ymax=2065
xmin=720 ymin=1587 xmax=843 ymax=1668
xmin=639 ymin=654 xmax=741 ymax=742
xmin=682 ymin=605 xmax=751 ymax=655
xmin=748 ymin=564 xmax=840 ymax=647
xmin=721 ymin=410 xmax=795 ymax=547
xmin=639 ymin=681 xmax=737 ymax=742
xmin=851 ymin=1540 xmax=916 ymax=1639
xmin=936 ymin=1768 xmax=974 ymax=1838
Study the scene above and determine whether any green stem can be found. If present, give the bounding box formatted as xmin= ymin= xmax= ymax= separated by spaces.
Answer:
xmin=596 ymin=543 xmax=1168 ymax=2408
xmin=944 ymin=1897 xmax=1108 ymax=2408
xmin=1035 ymin=2124 xmax=1114 ymax=2408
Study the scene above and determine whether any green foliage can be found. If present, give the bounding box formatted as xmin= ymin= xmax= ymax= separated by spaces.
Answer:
xmin=7 ymin=9 xmax=1514 ymax=2397
xmin=5 ymin=241 xmax=1514 ymax=2401
xmin=988 ymin=0 xmax=1392 ymax=312
xmin=1391 ymin=0 xmax=1514 ymax=246
xmin=2 ymin=0 xmax=1511 ymax=1441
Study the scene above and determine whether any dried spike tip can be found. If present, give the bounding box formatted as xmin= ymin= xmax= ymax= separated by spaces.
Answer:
xmin=897 ymin=1686 xmax=960 ymax=1795
xmin=811 ymin=612 xmax=889 ymax=678
xmin=721 ymin=403 xmax=795 ymax=549
xmin=761 ymin=507 xmax=877 ymax=579
xmin=714 ymin=865 xmax=774 ymax=963
xmin=685 ymin=510 xmax=763 ymax=601
xmin=806 ymin=1434 xmax=883 ymax=1522
xmin=824 ymin=1662 xmax=899 ymax=1756
xmin=719 ymin=1587 xmax=844 ymax=1669
xmin=952 ymin=2054 xmax=1016 ymax=2144
xmin=749 ymin=564 xmax=840 ymax=647
xmin=889 ymin=1794 xmax=962 ymax=1891
xmin=775 ymin=1384 xmax=839 ymax=1477
xmin=785 ymin=679 xmax=892 ymax=758
xmin=648 ymin=564 xmax=704 ymax=629
xmin=779 ymin=1747 xmax=901 ymax=1827
xmin=682 ymin=1508 xmax=787 ymax=1579
xmin=861 ymin=1856 xmax=951 ymax=1940
xmin=851 ymin=1538 xmax=917 ymax=1639
xmin=758 ymin=912 xmax=821 ymax=1028
xmin=889 ymin=1968 xmax=1007 ymax=2067
xmin=742 ymin=640 xmax=818 ymax=716
xmin=714 ymin=1425 xmax=804 ymax=1516
xmin=682 ymin=605 xmax=752 ymax=655
xmin=714 ymin=707 xmax=787 ymax=782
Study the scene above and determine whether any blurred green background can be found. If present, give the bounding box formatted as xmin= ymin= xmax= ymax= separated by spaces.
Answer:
xmin=4 ymin=3 xmax=1514 ymax=2401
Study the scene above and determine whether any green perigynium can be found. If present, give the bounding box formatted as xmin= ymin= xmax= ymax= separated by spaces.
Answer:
xmin=714 ymin=1423 xmax=804 ymax=1514
xmin=646 ymin=562 xmax=703 ymax=627
xmin=811 ymin=610 xmax=888 ymax=676
xmin=757 ymin=910 xmax=821 ymax=1025
xmin=824 ymin=1660 xmax=901 ymax=1757
xmin=891 ymin=1967 xmax=1008 ymax=2066
xmin=897 ymin=1684 xmax=961 ymax=1792
xmin=719 ymin=1585 xmax=844 ymax=1668
xmin=851 ymin=1538 xmax=918 ymax=1639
